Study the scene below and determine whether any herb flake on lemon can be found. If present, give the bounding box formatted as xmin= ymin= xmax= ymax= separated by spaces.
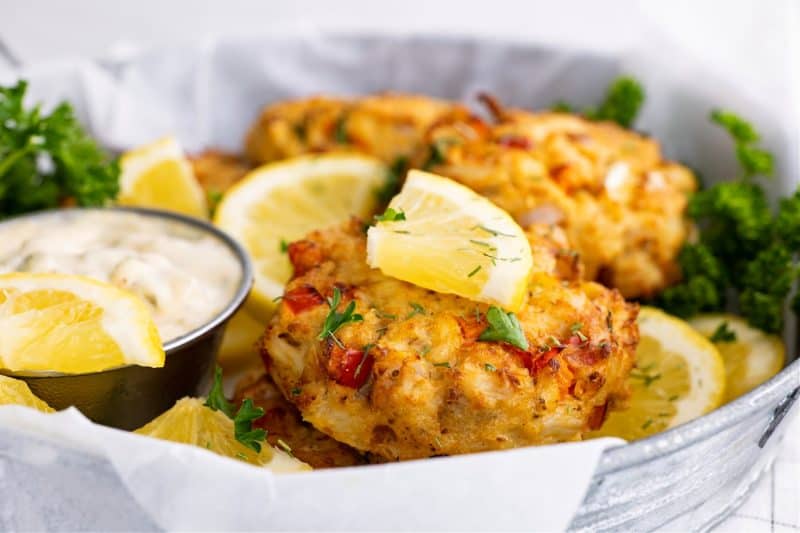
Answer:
xmin=119 ymin=136 xmax=208 ymax=218
xmin=690 ymin=314 xmax=784 ymax=403
xmin=214 ymin=154 xmax=390 ymax=321
xmin=591 ymin=306 xmax=725 ymax=441
xmin=366 ymin=170 xmax=533 ymax=312
xmin=0 ymin=273 xmax=164 ymax=374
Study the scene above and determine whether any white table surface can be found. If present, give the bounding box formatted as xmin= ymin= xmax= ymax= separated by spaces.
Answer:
xmin=2 ymin=1 xmax=799 ymax=530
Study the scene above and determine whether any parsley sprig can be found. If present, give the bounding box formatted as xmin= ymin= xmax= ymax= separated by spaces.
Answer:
xmin=0 ymin=80 xmax=120 ymax=216
xmin=478 ymin=306 xmax=529 ymax=350
xmin=205 ymin=367 xmax=267 ymax=452
xmin=318 ymin=287 xmax=363 ymax=346
xmin=709 ymin=321 xmax=737 ymax=343
xmin=551 ymin=76 xmax=645 ymax=128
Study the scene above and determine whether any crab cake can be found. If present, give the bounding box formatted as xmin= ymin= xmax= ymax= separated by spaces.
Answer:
xmin=234 ymin=369 xmax=366 ymax=468
xmin=260 ymin=219 xmax=638 ymax=461
xmin=243 ymin=93 xmax=695 ymax=299
xmin=245 ymin=93 xmax=471 ymax=166
xmin=419 ymin=106 xmax=697 ymax=299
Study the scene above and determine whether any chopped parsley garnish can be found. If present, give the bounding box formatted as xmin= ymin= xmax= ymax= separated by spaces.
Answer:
xmin=467 ymin=265 xmax=482 ymax=278
xmin=478 ymin=306 xmax=529 ymax=350
xmin=279 ymin=238 xmax=289 ymax=253
xmin=204 ymin=367 xmax=267 ymax=452
xmin=334 ymin=115 xmax=349 ymax=144
xmin=711 ymin=110 xmax=773 ymax=178
xmin=374 ymin=206 xmax=406 ymax=222
xmin=484 ymin=363 xmax=497 ymax=372
xmin=422 ymin=138 xmax=457 ymax=170
xmin=318 ymin=287 xmax=363 ymax=346
xmin=291 ymin=387 xmax=302 ymax=396
xmin=570 ymin=322 xmax=583 ymax=333
xmin=709 ymin=321 xmax=737 ymax=343
xmin=406 ymin=302 xmax=425 ymax=319
xmin=433 ymin=361 xmax=451 ymax=368
xmin=0 ymin=80 xmax=120 ymax=216
xmin=630 ymin=370 xmax=662 ymax=388
xmin=376 ymin=156 xmax=407 ymax=203
xmin=207 ymin=190 xmax=223 ymax=216
xmin=550 ymin=76 xmax=645 ymax=128
xmin=419 ymin=345 xmax=432 ymax=357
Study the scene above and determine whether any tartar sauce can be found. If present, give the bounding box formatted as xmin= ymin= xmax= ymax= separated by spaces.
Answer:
xmin=0 ymin=210 xmax=242 ymax=342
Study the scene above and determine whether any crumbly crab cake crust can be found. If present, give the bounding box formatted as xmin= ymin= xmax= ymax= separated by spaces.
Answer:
xmin=260 ymin=219 xmax=638 ymax=461
xmin=234 ymin=368 xmax=366 ymax=468
xmin=243 ymin=94 xmax=696 ymax=299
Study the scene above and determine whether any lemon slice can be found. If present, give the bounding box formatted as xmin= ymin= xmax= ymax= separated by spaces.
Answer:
xmin=591 ymin=306 xmax=725 ymax=441
xmin=0 ymin=374 xmax=54 ymax=412
xmin=135 ymin=397 xmax=310 ymax=472
xmin=689 ymin=314 xmax=785 ymax=403
xmin=0 ymin=273 xmax=164 ymax=374
xmin=119 ymin=136 xmax=208 ymax=218
xmin=214 ymin=154 xmax=389 ymax=321
xmin=366 ymin=170 xmax=533 ymax=311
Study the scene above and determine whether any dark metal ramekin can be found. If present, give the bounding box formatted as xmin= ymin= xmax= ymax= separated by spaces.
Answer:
xmin=0 ymin=207 xmax=254 ymax=430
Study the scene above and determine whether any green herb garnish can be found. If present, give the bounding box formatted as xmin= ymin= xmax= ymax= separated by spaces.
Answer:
xmin=405 ymin=302 xmax=425 ymax=319
xmin=318 ymin=287 xmax=363 ymax=346
xmin=484 ymin=363 xmax=497 ymax=372
xmin=334 ymin=115 xmax=349 ymax=144
xmin=709 ymin=321 xmax=737 ymax=343
xmin=0 ymin=80 xmax=120 ymax=216
xmin=552 ymin=76 xmax=645 ymax=128
xmin=467 ymin=265 xmax=482 ymax=278
xmin=374 ymin=207 xmax=406 ymax=222
xmin=433 ymin=361 xmax=451 ymax=368
xmin=279 ymin=238 xmax=289 ymax=253
xmin=376 ymin=156 xmax=407 ymax=203
xmin=478 ymin=306 xmax=529 ymax=350
xmin=656 ymin=110 xmax=797 ymax=333
xmin=204 ymin=367 xmax=267 ymax=452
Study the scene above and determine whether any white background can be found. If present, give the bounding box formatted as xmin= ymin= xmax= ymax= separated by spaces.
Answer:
xmin=1 ymin=1 xmax=798 ymax=531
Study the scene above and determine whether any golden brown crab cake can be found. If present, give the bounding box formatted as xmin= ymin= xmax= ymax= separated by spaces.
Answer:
xmin=245 ymin=93 xmax=470 ymax=166
xmin=260 ymin=219 xmax=638 ymax=461
xmin=419 ymin=107 xmax=696 ymax=298
xmin=234 ymin=369 xmax=366 ymax=468
xmin=190 ymin=149 xmax=252 ymax=195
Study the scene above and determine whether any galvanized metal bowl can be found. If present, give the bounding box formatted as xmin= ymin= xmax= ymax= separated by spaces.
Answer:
xmin=0 ymin=207 xmax=254 ymax=430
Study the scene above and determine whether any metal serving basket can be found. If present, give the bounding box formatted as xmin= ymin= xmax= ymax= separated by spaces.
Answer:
xmin=1 ymin=34 xmax=798 ymax=531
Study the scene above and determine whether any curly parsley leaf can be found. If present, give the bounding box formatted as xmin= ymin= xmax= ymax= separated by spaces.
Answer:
xmin=0 ymin=80 xmax=119 ymax=216
xmin=710 ymin=109 xmax=774 ymax=179
xmin=478 ymin=306 xmax=529 ymax=350
xmin=709 ymin=321 xmax=737 ymax=343
xmin=585 ymin=76 xmax=645 ymax=128
xmin=318 ymin=287 xmax=363 ymax=345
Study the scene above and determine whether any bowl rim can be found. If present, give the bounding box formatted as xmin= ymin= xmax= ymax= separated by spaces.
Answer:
xmin=0 ymin=206 xmax=254 ymax=377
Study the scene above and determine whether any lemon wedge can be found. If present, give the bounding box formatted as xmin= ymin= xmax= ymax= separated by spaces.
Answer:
xmin=0 ymin=273 xmax=164 ymax=374
xmin=0 ymin=374 xmax=54 ymax=412
xmin=135 ymin=397 xmax=310 ymax=472
xmin=217 ymin=309 xmax=265 ymax=371
xmin=119 ymin=136 xmax=208 ymax=218
xmin=214 ymin=154 xmax=390 ymax=321
xmin=366 ymin=170 xmax=533 ymax=311
xmin=689 ymin=314 xmax=784 ymax=403
xmin=591 ymin=306 xmax=725 ymax=441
